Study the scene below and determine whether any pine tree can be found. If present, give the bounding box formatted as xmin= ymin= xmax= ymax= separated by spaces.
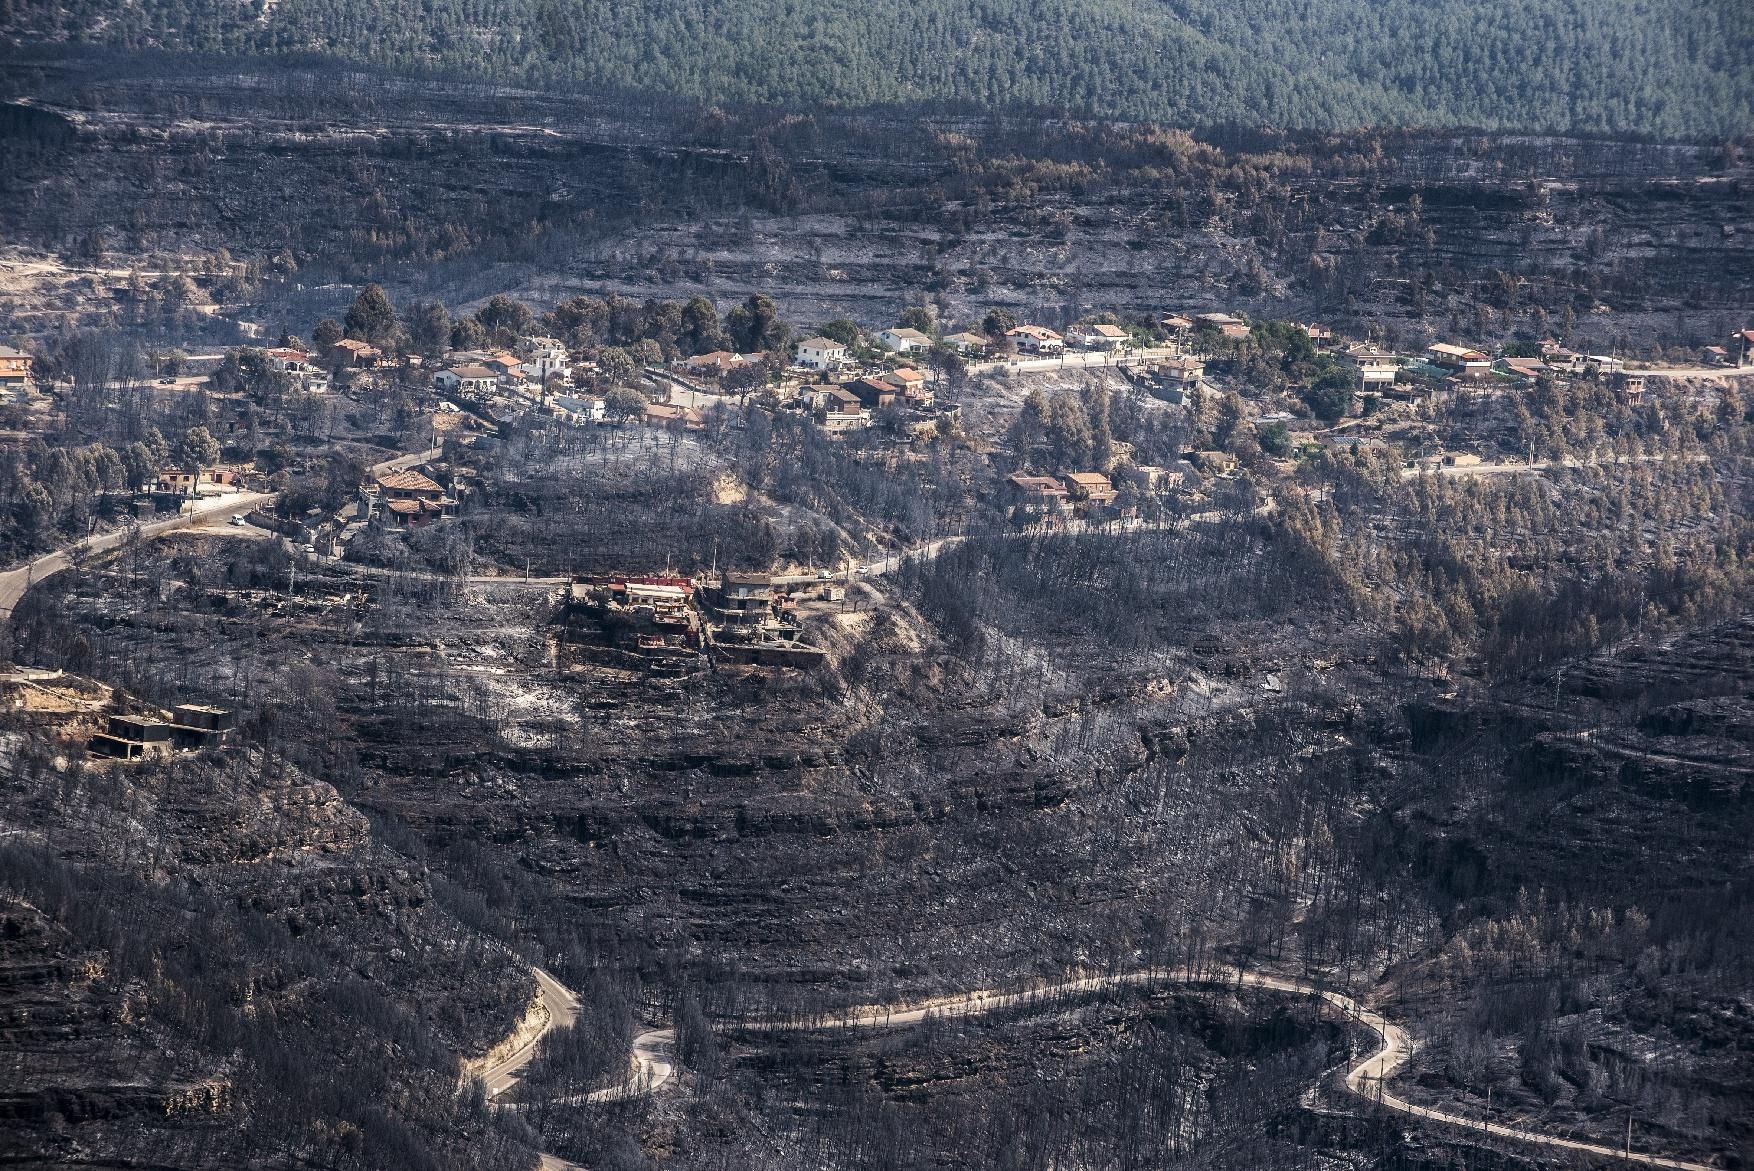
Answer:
xmin=343 ymin=284 xmax=398 ymax=347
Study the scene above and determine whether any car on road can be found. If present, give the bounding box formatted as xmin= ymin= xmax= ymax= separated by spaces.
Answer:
xmin=228 ymin=514 xmax=246 ymax=526
xmin=301 ymin=543 xmax=316 ymax=554
xmin=159 ymin=377 xmax=176 ymax=384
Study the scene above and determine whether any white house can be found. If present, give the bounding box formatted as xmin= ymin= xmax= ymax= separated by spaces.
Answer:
xmin=877 ymin=327 xmax=932 ymax=354
xmin=551 ymin=394 xmax=606 ymax=425
xmin=795 ymin=336 xmax=849 ymax=371
xmin=264 ymin=347 xmax=314 ymax=373
xmin=518 ymin=336 xmax=571 ymax=384
xmin=433 ymin=365 xmax=501 ymax=396
xmin=1007 ymin=325 xmax=1065 ymax=355
xmin=1070 ymin=323 xmax=1128 ymax=351
xmin=942 ymin=331 xmax=989 ymax=356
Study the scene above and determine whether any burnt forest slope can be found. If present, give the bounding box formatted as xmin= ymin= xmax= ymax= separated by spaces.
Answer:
xmin=1 ymin=64 xmax=1748 ymax=349
xmin=0 ymin=734 xmax=542 ymax=1171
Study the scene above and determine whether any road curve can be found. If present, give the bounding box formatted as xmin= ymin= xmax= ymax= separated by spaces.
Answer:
xmin=479 ymin=967 xmax=580 ymax=1100
xmin=556 ymin=964 xmax=1715 ymax=1171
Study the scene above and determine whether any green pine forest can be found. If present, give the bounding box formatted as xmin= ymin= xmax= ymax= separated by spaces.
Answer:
xmin=4 ymin=0 xmax=1751 ymax=138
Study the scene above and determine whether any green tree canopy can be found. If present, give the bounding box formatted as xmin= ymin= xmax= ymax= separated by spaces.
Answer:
xmin=343 ymin=284 xmax=398 ymax=347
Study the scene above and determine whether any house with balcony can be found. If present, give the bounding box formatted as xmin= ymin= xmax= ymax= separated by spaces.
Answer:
xmin=1426 ymin=343 xmax=1491 ymax=378
xmin=1344 ymin=346 xmax=1403 ymax=390
xmin=817 ymin=386 xmax=870 ymax=433
xmin=712 ymin=571 xmax=775 ymax=626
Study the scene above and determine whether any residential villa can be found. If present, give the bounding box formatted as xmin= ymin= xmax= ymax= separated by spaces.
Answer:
xmin=1007 ymin=325 xmax=1065 ymax=355
xmin=817 ymin=386 xmax=870 ymax=432
xmin=1153 ymin=356 xmax=1205 ymax=401
xmin=1004 ymin=473 xmax=1071 ymax=516
xmin=369 ymin=469 xmax=454 ymax=527
xmin=264 ymin=346 xmax=314 ymax=372
xmin=942 ymin=331 xmax=989 ymax=356
xmin=1061 ymin=471 xmax=1119 ymax=513
xmin=850 ymin=376 xmax=899 ymax=410
xmin=1194 ymin=312 xmax=1249 ymax=340
xmin=877 ymin=327 xmax=932 ymax=354
xmin=645 ymin=402 xmax=708 ymax=431
xmin=517 ymin=337 xmax=571 ymax=384
xmin=327 ymin=338 xmax=382 ymax=369
xmin=1426 ymin=343 xmax=1491 ymax=378
xmin=550 ymin=394 xmax=607 ymax=425
xmin=884 ymin=367 xmax=932 ymax=404
xmin=1070 ymin=323 xmax=1129 ymax=351
xmin=1120 ymin=465 xmax=1185 ymax=493
xmin=433 ymin=365 xmax=502 ymax=396
xmin=682 ymin=351 xmax=762 ymax=380
xmin=1344 ymin=346 xmax=1403 ymax=389
xmin=0 ymin=346 xmax=33 ymax=394
xmin=795 ymin=336 xmax=849 ymax=371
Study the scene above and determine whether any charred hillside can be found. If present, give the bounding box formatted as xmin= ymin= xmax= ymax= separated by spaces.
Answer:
xmin=0 ymin=732 xmax=539 ymax=1171
xmin=1 ymin=59 xmax=1750 ymax=349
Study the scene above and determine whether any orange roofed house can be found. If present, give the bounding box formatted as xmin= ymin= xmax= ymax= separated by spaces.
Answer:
xmin=368 ymin=469 xmax=455 ymax=527
xmin=0 ymin=346 xmax=33 ymax=395
xmin=1004 ymin=473 xmax=1070 ymax=519
xmin=1061 ymin=471 xmax=1119 ymax=516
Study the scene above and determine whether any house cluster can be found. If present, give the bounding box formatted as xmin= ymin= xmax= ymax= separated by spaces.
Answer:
xmin=564 ymin=575 xmax=705 ymax=677
xmin=432 ymin=338 xmax=565 ymax=400
xmin=798 ymin=367 xmax=937 ymax=432
xmin=1002 ymin=466 xmax=1181 ymax=523
xmin=562 ymin=568 xmax=825 ymax=676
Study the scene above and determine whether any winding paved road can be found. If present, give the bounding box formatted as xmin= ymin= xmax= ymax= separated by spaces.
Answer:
xmin=515 ymin=964 xmax=1715 ymax=1170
